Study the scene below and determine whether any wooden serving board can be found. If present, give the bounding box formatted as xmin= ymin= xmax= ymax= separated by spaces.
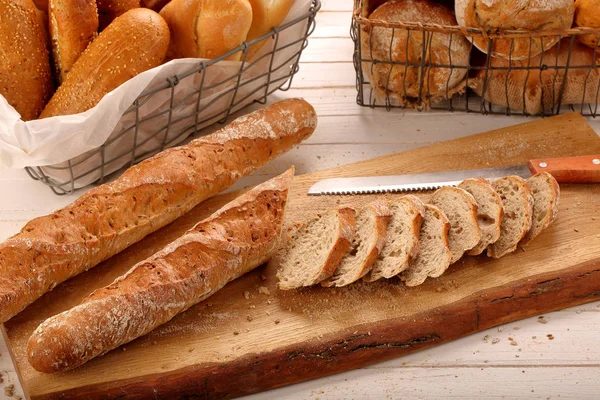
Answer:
xmin=5 ymin=112 xmax=600 ymax=400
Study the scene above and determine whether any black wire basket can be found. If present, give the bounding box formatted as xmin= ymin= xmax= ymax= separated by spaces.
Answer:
xmin=26 ymin=0 xmax=320 ymax=195
xmin=352 ymin=0 xmax=600 ymax=116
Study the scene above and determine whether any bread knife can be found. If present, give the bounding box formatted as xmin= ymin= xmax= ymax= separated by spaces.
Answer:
xmin=307 ymin=155 xmax=600 ymax=195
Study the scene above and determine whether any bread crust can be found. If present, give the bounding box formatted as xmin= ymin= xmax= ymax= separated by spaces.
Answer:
xmin=575 ymin=0 xmax=600 ymax=48
xmin=246 ymin=0 xmax=295 ymax=59
xmin=0 ymin=98 xmax=316 ymax=324
xmin=520 ymin=172 xmax=560 ymax=245
xmin=0 ymin=0 xmax=53 ymax=120
xmin=96 ymin=0 xmax=139 ymax=30
xmin=160 ymin=0 xmax=253 ymax=61
xmin=40 ymin=8 xmax=169 ymax=118
xmin=27 ymin=168 xmax=294 ymax=373
xmin=455 ymin=0 xmax=575 ymax=60
xmin=49 ymin=0 xmax=99 ymax=83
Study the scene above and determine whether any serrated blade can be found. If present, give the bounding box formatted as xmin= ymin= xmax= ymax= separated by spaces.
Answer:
xmin=307 ymin=165 xmax=532 ymax=195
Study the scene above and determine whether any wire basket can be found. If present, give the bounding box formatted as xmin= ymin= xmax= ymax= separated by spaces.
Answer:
xmin=26 ymin=0 xmax=320 ymax=195
xmin=352 ymin=0 xmax=600 ymax=117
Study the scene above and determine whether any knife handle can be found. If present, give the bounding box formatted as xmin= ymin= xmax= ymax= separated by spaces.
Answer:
xmin=527 ymin=155 xmax=600 ymax=183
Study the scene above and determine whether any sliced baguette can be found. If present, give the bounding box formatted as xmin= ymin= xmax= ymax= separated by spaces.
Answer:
xmin=400 ymin=204 xmax=451 ymax=287
xmin=277 ymin=207 xmax=356 ymax=290
xmin=520 ymin=172 xmax=560 ymax=245
xmin=458 ymin=178 xmax=504 ymax=256
xmin=430 ymin=186 xmax=481 ymax=264
xmin=322 ymin=201 xmax=391 ymax=287
xmin=364 ymin=195 xmax=425 ymax=282
xmin=487 ymin=176 xmax=534 ymax=258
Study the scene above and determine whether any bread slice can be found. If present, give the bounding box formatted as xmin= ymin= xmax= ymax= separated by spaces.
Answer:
xmin=322 ymin=201 xmax=391 ymax=287
xmin=487 ymin=176 xmax=534 ymax=258
xmin=364 ymin=195 xmax=425 ymax=282
xmin=400 ymin=204 xmax=451 ymax=287
xmin=277 ymin=208 xmax=356 ymax=290
xmin=458 ymin=178 xmax=504 ymax=256
xmin=520 ymin=172 xmax=560 ymax=245
xmin=430 ymin=187 xmax=481 ymax=264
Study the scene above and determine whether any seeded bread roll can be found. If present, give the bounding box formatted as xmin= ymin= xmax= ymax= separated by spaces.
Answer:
xmin=40 ymin=8 xmax=169 ymax=118
xmin=0 ymin=98 xmax=316 ymax=324
xmin=160 ymin=0 xmax=253 ymax=61
xmin=400 ymin=204 xmax=452 ymax=287
xmin=277 ymin=208 xmax=356 ymax=290
xmin=0 ymin=0 xmax=53 ymax=120
xmin=361 ymin=0 xmax=470 ymax=105
xmin=430 ymin=187 xmax=481 ymax=264
xmin=322 ymin=201 xmax=391 ymax=287
xmin=574 ymin=0 xmax=600 ymax=49
xmin=49 ymin=0 xmax=99 ymax=83
xmin=364 ymin=195 xmax=425 ymax=281
xmin=520 ymin=172 xmax=560 ymax=245
xmin=487 ymin=176 xmax=534 ymax=258
xmin=28 ymin=168 xmax=294 ymax=373
xmin=458 ymin=178 xmax=504 ymax=256
xmin=455 ymin=0 xmax=575 ymax=60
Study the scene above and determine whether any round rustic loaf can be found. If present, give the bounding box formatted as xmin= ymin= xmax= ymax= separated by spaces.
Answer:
xmin=361 ymin=0 xmax=470 ymax=105
xmin=574 ymin=0 xmax=600 ymax=49
xmin=455 ymin=0 xmax=575 ymax=60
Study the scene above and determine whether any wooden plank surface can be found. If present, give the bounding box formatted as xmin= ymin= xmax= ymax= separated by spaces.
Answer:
xmin=4 ymin=112 xmax=600 ymax=399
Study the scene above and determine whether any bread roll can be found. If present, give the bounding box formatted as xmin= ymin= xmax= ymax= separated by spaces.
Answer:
xmin=0 ymin=0 xmax=53 ymax=120
xmin=49 ymin=0 xmax=99 ymax=83
xmin=0 ymin=98 xmax=316 ymax=324
xmin=574 ymin=0 xmax=600 ymax=49
xmin=455 ymin=0 xmax=575 ymax=60
xmin=160 ymin=0 xmax=253 ymax=61
xmin=97 ymin=0 xmax=140 ymax=30
xmin=470 ymin=39 xmax=600 ymax=115
xmin=246 ymin=0 xmax=295 ymax=59
xmin=141 ymin=0 xmax=170 ymax=11
xmin=28 ymin=168 xmax=294 ymax=373
xmin=361 ymin=0 xmax=470 ymax=106
xmin=40 ymin=8 xmax=168 ymax=118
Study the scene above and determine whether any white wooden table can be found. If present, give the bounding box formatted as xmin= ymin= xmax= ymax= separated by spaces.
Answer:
xmin=1 ymin=1 xmax=600 ymax=398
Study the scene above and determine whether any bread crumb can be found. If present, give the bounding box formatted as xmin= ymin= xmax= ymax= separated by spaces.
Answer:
xmin=498 ymin=326 xmax=504 ymax=332
xmin=532 ymin=336 xmax=537 ymax=339
xmin=243 ymin=291 xmax=251 ymax=299
xmin=249 ymin=305 xmax=256 ymax=309
xmin=513 ymin=326 xmax=520 ymax=330
xmin=492 ymin=338 xmax=500 ymax=344
xmin=483 ymin=335 xmax=489 ymax=342
xmin=4 ymin=385 xmax=14 ymax=397
xmin=267 ymin=300 xmax=272 ymax=305
xmin=0 ymin=373 xmax=4 ymax=384
xmin=510 ymin=341 xmax=518 ymax=346
xmin=258 ymin=286 xmax=270 ymax=295
xmin=233 ymin=331 xmax=239 ymax=335
xmin=266 ymin=311 xmax=271 ymax=316
xmin=537 ymin=316 xmax=548 ymax=324
xmin=275 ymin=319 xmax=280 ymax=324
xmin=508 ymin=337 xmax=513 ymax=341
xmin=574 ymin=228 xmax=580 ymax=232
xmin=247 ymin=315 xmax=253 ymax=322
xmin=188 ymin=348 xmax=194 ymax=353
xmin=547 ymin=334 xmax=554 ymax=340
xmin=122 ymin=347 xmax=126 ymax=352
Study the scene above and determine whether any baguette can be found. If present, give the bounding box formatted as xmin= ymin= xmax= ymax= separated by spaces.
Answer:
xmin=40 ymin=8 xmax=169 ymax=118
xmin=160 ymin=0 xmax=253 ymax=61
xmin=0 ymin=0 xmax=53 ymax=121
xmin=28 ymin=168 xmax=295 ymax=373
xmin=49 ymin=0 xmax=99 ymax=83
xmin=0 ymin=98 xmax=316 ymax=324
xmin=97 ymin=0 xmax=140 ymax=30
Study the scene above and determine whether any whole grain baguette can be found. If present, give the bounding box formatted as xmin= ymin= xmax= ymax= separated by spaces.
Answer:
xmin=40 ymin=8 xmax=169 ymax=118
xmin=0 ymin=98 xmax=316 ymax=324
xmin=28 ymin=168 xmax=294 ymax=373
xmin=0 ymin=0 xmax=53 ymax=120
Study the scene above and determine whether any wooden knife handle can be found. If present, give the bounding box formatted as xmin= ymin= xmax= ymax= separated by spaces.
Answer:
xmin=527 ymin=155 xmax=600 ymax=183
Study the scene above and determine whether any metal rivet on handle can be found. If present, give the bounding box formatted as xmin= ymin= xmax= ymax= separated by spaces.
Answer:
xmin=539 ymin=162 xmax=548 ymax=168
xmin=593 ymin=159 xmax=600 ymax=165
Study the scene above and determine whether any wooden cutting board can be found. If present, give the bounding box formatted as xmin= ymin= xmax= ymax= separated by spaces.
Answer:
xmin=4 ymin=112 xmax=600 ymax=400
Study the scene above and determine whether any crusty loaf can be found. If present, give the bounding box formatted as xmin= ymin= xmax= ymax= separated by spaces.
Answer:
xmin=362 ymin=0 xmax=470 ymax=107
xmin=322 ymin=201 xmax=391 ymax=287
xmin=487 ymin=176 xmax=534 ymax=258
xmin=430 ymin=187 xmax=481 ymax=264
xmin=277 ymin=207 xmax=356 ymax=290
xmin=0 ymin=98 xmax=316 ymax=324
xmin=455 ymin=0 xmax=574 ymax=60
xmin=400 ymin=204 xmax=451 ymax=287
xmin=160 ymin=0 xmax=253 ymax=61
xmin=470 ymin=39 xmax=600 ymax=115
xmin=459 ymin=178 xmax=504 ymax=256
xmin=364 ymin=195 xmax=425 ymax=281
xmin=28 ymin=168 xmax=294 ymax=373
xmin=575 ymin=0 xmax=600 ymax=48
xmin=49 ymin=0 xmax=99 ymax=83
xmin=246 ymin=0 xmax=295 ymax=59
xmin=520 ymin=172 xmax=560 ymax=245
xmin=0 ymin=0 xmax=53 ymax=120
xmin=97 ymin=0 xmax=140 ymax=30
xmin=40 ymin=8 xmax=169 ymax=118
